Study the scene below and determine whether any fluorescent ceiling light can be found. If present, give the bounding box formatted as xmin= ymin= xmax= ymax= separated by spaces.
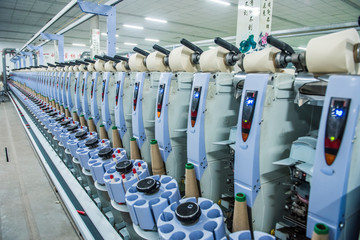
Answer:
xmin=124 ymin=42 xmax=137 ymax=46
xmin=145 ymin=17 xmax=167 ymax=23
xmin=210 ymin=0 xmax=230 ymax=6
xmin=297 ymin=47 xmax=307 ymax=50
xmin=101 ymin=32 xmax=119 ymax=37
xmin=208 ymin=46 xmax=216 ymax=49
xmin=123 ymin=24 xmax=144 ymax=30
xmin=72 ymin=43 xmax=86 ymax=47
xmin=145 ymin=38 xmax=159 ymax=42
xmin=116 ymin=47 xmax=119 ymax=50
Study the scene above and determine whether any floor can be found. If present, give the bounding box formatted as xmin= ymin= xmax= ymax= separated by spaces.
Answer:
xmin=0 ymin=99 xmax=79 ymax=240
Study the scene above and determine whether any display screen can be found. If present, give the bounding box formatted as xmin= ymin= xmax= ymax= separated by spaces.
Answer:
xmin=246 ymin=98 xmax=254 ymax=106
xmin=334 ymin=109 xmax=344 ymax=117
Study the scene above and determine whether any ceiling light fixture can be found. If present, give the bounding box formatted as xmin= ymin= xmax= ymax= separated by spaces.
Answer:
xmin=101 ymin=32 xmax=119 ymax=37
xmin=145 ymin=38 xmax=159 ymax=42
xmin=124 ymin=42 xmax=137 ymax=46
xmin=72 ymin=43 xmax=86 ymax=47
xmin=210 ymin=0 xmax=230 ymax=6
xmin=297 ymin=47 xmax=307 ymax=50
xmin=123 ymin=24 xmax=144 ymax=30
xmin=208 ymin=46 xmax=216 ymax=49
xmin=145 ymin=17 xmax=167 ymax=23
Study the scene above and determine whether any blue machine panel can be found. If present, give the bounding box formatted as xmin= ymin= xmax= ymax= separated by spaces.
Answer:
xmin=101 ymin=72 xmax=112 ymax=130
xmin=90 ymin=72 xmax=100 ymax=124
xmin=74 ymin=72 xmax=82 ymax=114
xmin=132 ymin=72 xmax=146 ymax=149
xmin=234 ymin=74 xmax=269 ymax=207
xmin=187 ymin=73 xmax=211 ymax=180
xmin=114 ymin=72 xmax=127 ymax=138
xmin=307 ymin=75 xmax=360 ymax=239
xmin=155 ymin=72 xmax=173 ymax=162
xmin=81 ymin=72 xmax=91 ymax=119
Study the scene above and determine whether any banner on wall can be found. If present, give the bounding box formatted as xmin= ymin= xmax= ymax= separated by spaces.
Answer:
xmin=235 ymin=0 xmax=273 ymax=54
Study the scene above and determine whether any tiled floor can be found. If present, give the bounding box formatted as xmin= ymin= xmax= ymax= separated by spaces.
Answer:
xmin=0 ymin=100 xmax=79 ymax=240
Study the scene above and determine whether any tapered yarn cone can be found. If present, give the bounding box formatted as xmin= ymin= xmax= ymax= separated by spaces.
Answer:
xmin=60 ymin=105 xmax=65 ymax=114
xmin=88 ymin=117 xmax=97 ymax=133
xmin=72 ymin=111 xmax=80 ymax=122
xmin=51 ymin=100 xmax=56 ymax=108
xmin=232 ymin=192 xmax=250 ymax=232
xmin=112 ymin=126 xmax=123 ymax=148
xmin=150 ymin=140 xmax=166 ymax=175
xmin=99 ymin=124 xmax=109 ymax=139
xmin=65 ymin=107 xmax=71 ymax=118
xmin=130 ymin=137 xmax=141 ymax=160
xmin=80 ymin=114 xmax=88 ymax=127
xmin=55 ymin=103 xmax=60 ymax=111
xmin=185 ymin=163 xmax=200 ymax=198
xmin=311 ymin=223 xmax=329 ymax=240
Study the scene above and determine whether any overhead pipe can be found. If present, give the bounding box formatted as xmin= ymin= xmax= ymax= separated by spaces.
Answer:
xmin=17 ymin=0 xmax=78 ymax=54
xmin=37 ymin=0 xmax=122 ymax=49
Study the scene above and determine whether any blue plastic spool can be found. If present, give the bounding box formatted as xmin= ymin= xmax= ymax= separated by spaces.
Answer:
xmin=125 ymin=175 xmax=180 ymax=231
xmin=157 ymin=197 xmax=226 ymax=240
xmin=229 ymin=230 xmax=275 ymax=240
xmin=76 ymin=139 xmax=110 ymax=170
xmin=88 ymin=148 xmax=128 ymax=185
xmin=59 ymin=125 xmax=82 ymax=148
xmin=104 ymin=159 xmax=150 ymax=204
xmin=67 ymin=132 xmax=97 ymax=157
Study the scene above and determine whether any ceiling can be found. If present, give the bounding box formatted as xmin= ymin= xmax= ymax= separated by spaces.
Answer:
xmin=0 ymin=0 xmax=359 ymax=53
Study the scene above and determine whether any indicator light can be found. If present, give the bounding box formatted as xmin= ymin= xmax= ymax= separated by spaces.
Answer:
xmin=137 ymin=162 xmax=143 ymax=170
xmin=121 ymin=173 xmax=127 ymax=182
xmin=110 ymin=174 xmax=115 ymax=183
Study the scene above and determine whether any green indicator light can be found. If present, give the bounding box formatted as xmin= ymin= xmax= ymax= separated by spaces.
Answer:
xmin=244 ymin=120 xmax=248 ymax=123
xmin=330 ymin=136 xmax=335 ymax=141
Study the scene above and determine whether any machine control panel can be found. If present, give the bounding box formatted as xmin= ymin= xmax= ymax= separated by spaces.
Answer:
xmin=324 ymin=97 xmax=350 ymax=166
xmin=241 ymin=90 xmax=257 ymax=142
xmin=66 ymin=76 xmax=69 ymax=91
xmin=81 ymin=78 xmax=85 ymax=96
xmin=157 ymin=84 xmax=165 ymax=118
xmin=101 ymin=79 xmax=106 ymax=102
xmin=115 ymin=80 xmax=120 ymax=106
xmin=133 ymin=82 xmax=140 ymax=111
xmin=90 ymin=78 xmax=94 ymax=99
xmin=190 ymin=87 xmax=201 ymax=127
xmin=74 ymin=78 xmax=77 ymax=94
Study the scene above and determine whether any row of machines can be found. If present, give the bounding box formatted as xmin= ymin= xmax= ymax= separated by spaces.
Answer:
xmin=8 ymin=28 xmax=360 ymax=240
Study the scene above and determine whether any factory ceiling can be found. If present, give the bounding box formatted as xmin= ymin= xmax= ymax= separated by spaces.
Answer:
xmin=0 ymin=0 xmax=359 ymax=52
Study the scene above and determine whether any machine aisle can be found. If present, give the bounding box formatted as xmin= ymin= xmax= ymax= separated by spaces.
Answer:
xmin=7 ymin=88 xmax=123 ymax=240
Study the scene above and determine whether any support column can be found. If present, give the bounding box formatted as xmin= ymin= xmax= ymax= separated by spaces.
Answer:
xmin=90 ymin=15 xmax=100 ymax=58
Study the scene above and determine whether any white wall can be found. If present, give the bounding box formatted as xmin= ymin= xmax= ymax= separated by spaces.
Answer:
xmin=0 ymin=41 xmax=90 ymax=74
